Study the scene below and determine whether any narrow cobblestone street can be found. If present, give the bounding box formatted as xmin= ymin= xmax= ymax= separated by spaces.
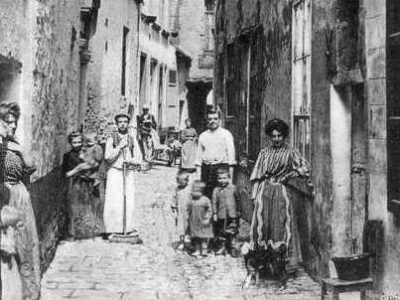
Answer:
xmin=40 ymin=166 xmax=321 ymax=300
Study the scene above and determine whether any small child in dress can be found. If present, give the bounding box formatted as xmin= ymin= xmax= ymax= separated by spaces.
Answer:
xmin=170 ymin=170 xmax=191 ymax=251
xmin=187 ymin=180 xmax=213 ymax=257
xmin=1 ymin=205 xmax=24 ymax=300
xmin=212 ymin=166 xmax=240 ymax=256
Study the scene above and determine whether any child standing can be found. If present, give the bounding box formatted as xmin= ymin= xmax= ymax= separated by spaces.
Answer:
xmin=187 ymin=180 xmax=213 ymax=257
xmin=1 ymin=205 xmax=24 ymax=300
xmin=212 ymin=166 xmax=240 ymax=256
xmin=170 ymin=170 xmax=191 ymax=250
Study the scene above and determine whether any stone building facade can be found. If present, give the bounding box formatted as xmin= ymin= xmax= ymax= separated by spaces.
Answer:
xmin=170 ymin=0 xmax=215 ymax=133
xmin=82 ymin=0 xmax=140 ymax=135
xmin=0 ymin=0 xmax=99 ymax=271
xmin=215 ymin=0 xmax=400 ymax=297
xmin=137 ymin=0 xmax=180 ymax=135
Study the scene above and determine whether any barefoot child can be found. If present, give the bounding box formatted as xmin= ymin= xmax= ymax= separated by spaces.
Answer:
xmin=170 ymin=170 xmax=191 ymax=250
xmin=187 ymin=180 xmax=213 ymax=257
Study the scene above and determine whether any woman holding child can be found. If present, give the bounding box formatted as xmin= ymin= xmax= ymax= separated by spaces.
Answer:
xmin=62 ymin=131 xmax=104 ymax=239
xmin=249 ymin=119 xmax=311 ymax=270
xmin=0 ymin=102 xmax=40 ymax=300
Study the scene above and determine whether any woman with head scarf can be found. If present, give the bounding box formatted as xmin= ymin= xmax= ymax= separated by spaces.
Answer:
xmin=0 ymin=102 xmax=40 ymax=300
xmin=249 ymin=119 xmax=311 ymax=280
xmin=180 ymin=118 xmax=198 ymax=172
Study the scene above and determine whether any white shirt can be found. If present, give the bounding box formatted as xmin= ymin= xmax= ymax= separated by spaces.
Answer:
xmin=195 ymin=127 xmax=236 ymax=166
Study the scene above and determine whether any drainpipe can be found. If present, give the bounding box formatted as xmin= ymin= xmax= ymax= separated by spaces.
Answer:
xmin=246 ymin=40 xmax=251 ymax=156
xmin=135 ymin=0 xmax=142 ymax=114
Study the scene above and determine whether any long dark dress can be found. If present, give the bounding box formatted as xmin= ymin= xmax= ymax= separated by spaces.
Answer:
xmin=0 ymin=139 xmax=40 ymax=300
xmin=249 ymin=143 xmax=310 ymax=267
xmin=180 ymin=127 xmax=197 ymax=170
xmin=62 ymin=147 xmax=104 ymax=239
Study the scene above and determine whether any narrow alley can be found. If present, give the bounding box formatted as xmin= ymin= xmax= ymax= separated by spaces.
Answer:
xmin=40 ymin=166 xmax=321 ymax=300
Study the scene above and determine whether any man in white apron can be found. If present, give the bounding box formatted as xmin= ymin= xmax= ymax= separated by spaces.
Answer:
xmin=103 ymin=113 xmax=140 ymax=237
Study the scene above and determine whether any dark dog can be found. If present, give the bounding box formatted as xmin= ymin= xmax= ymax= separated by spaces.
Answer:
xmin=241 ymin=241 xmax=288 ymax=288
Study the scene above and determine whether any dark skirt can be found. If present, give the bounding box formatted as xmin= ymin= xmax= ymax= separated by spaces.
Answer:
xmin=67 ymin=178 xmax=104 ymax=239
xmin=1 ymin=182 xmax=40 ymax=300
xmin=249 ymin=180 xmax=301 ymax=267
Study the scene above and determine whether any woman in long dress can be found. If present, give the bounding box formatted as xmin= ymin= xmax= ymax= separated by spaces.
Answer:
xmin=62 ymin=131 xmax=104 ymax=239
xmin=249 ymin=119 xmax=311 ymax=272
xmin=0 ymin=102 xmax=40 ymax=300
xmin=180 ymin=118 xmax=197 ymax=171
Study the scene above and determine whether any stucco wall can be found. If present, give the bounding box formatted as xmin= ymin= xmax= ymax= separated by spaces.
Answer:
xmin=85 ymin=0 xmax=140 ymax=134
xmin=365 ymin=0 xmax=400 ymax=296
xmin=1 ymin=0 xmax=83 ymax=272
xmin=175 ymin=0 xmax=213 ymax=82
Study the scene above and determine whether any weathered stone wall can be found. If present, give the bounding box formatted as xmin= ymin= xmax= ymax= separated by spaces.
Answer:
xmin=310 ymin=0 xmax=336 ymax=278
xmin=30 ymin=0 xmax=82 ymax=272
xmin=176 ymin=0 xmax=213 ymax=82
xmin=1 ymin=0 xmax=83 ymax=272
xmin=365 ymin=0 xmax=400 ymax=296
xmin=214 ymin=0 xmax=334 ymax=279
xmin=85 ymin=0 xmax=140 ymax=134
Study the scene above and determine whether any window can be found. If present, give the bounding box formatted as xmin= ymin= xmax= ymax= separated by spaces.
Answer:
xmin=387 ymin=0 xmax=400 ymax=212
xmin=169 ymin=70 xmax=177 ymax=86
xmin=291 ymin=0 xmax=312 ymax=161
xmin=204 ymin=0 xmax=215 ymax=51
xmin=121 ymin=26 xmax=129 ymax=96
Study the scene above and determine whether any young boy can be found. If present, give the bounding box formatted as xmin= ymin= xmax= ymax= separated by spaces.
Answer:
xmin=187 ymin=180 xmax=213 ymax=257
xmin=212 ymin=166 xmax=240 ymax=256
xmin=170 ymin=170 xmax=191 ymax=250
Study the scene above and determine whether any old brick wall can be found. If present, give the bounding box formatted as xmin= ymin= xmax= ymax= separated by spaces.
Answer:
xmin=85 ymin=0 xmax=140 ymax=134
xmin=1 ymin=0 xmax=83 ymax=272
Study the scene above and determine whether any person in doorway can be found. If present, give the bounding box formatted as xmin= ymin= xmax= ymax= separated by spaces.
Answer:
xmin=103 ymin=113 xmax=140 ymax=238
xmin=180 ymin=118 xmax=197 ymax=172
xmin=0 ymin=102 xmax=41 ymax=300
xmin=62 ymin=131 xmax=104 ymax=239
xmin=137 ymin=104 xmax=157 ymax=162
xmin=249 ymin=118 xmax=311 ymax=279
xmin=195 ymin=108 xmax=236 ymax=198
xmin=212 ymin=166 xmax=240 ymax=256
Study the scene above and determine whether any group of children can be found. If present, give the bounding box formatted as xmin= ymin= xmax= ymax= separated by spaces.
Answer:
xmin=171 ymin=167 xmax=240 ymax=257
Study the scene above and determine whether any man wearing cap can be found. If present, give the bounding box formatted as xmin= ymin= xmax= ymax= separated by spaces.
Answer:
xmin=103 ymin=112 xmax=140 ymax=237
xmin=195 ymin=108 xmax=236 ymax=198
xmin=137 ymin=104 xmax=157 ymax=162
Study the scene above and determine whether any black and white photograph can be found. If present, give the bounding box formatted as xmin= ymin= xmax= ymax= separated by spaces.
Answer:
xmin=0 ymin=0 xmax=397 ymax=299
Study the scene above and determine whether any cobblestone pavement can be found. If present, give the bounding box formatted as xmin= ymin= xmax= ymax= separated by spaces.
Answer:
xmin=41 ymin=165 xmax=323 ymax=300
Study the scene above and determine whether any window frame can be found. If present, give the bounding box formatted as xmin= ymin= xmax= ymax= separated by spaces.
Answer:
xmin=291 ymin=0 xmax=312 ymax=162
